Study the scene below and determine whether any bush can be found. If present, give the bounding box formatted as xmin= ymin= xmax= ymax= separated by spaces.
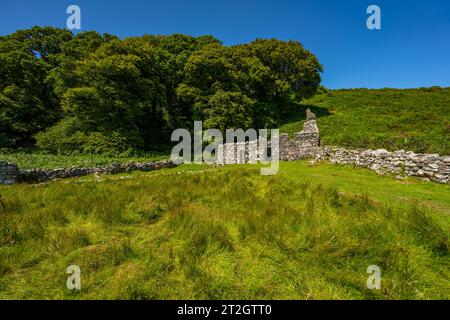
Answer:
xmin=35 ymin=117 xmax=134 ymax=155
xmin=34 ymin=117 xmax=80 ymax=154
xmin=82 ymin=131 xmax=131 ymax=155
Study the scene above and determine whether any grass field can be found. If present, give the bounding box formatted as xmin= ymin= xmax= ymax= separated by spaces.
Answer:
xmin=281 ymin=87 xmax=450 ymax=155
xmin=0 ymin=162 xmax=448 ymax=299
xmin=0 ymin=88 xmax=449 ymax=299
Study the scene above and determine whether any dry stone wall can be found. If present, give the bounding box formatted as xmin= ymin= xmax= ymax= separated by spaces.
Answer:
xmin=317 ymin=147 xmax=450 ymax=184
xmin=0 ymin=159 xmax=177 ymax=184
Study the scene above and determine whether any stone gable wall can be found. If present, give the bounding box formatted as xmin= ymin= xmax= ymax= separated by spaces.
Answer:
xmin=215 ymin=109 xmax=321 ymax=164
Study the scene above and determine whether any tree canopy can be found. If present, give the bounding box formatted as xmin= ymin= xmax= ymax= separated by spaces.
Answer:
xmin=0 ymin=27 xmax=322 ymax=154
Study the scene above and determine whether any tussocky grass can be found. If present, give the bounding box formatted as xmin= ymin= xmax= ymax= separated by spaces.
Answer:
xmin=0 ymin=162 xmax=448 ymax=299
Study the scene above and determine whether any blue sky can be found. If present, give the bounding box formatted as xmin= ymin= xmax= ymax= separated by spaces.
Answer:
xmin=1 ymin=0 xmax=449 ymax=89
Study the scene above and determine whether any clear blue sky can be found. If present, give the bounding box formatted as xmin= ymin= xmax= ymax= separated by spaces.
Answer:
xmin=1 ymin=0 xmax=449 ymax=89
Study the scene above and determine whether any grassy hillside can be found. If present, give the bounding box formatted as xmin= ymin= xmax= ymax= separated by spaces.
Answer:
xmin=281 ymin=87 xmax=450 ymax=155
xmin=0 ymin=163 xmax=448 ymax=299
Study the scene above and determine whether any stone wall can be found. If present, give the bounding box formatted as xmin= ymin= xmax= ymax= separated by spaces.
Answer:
xmin=0 ymin=159 xmax=177 ymax=184
xmin=215 ymin=139 xmax=267 ymax=164
xmin=279 ymin=109 xmax=320 ymax=160
xmin=0 ymin=161 xmax=19 ymax=185
xmin=215 ymin=108 xmax=320 ymax=164
xmin=316 ymin=147 xmax=450 ymax=184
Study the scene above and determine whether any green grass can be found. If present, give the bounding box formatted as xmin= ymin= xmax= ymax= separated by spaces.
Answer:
xmin=0 ymin=162 xmax=448 ymax=299
xmin=0 ymin=151 xmax=168 ymax=170
xmin=281 ymin=87 xmax=450 ymax=155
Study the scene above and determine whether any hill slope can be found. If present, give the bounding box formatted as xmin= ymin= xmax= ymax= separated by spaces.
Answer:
xmin=281 ymin=87 xmax=450 ymax=155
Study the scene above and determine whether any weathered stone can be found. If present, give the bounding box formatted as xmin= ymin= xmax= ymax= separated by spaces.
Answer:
xmin=0 ymin=161 xmax=19 ymax=185
xmin=306 ymin=108 xmax=316 ymax=120
xmin=416 ymin=169 xmax=425 ymax=176
xmin=372 ymin=149 xmax=389 ymax=157
xmin=427 ymin=163 xmax=439 ymax=170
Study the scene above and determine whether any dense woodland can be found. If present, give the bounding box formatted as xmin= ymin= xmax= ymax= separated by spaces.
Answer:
xmin=0 ymin=27 xmax=322 ymax=155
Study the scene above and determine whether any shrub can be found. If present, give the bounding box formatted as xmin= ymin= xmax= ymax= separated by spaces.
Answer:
xmin=35 ymin=117 xmax=134 ymax=155
xmin=34 ymin=117 xmax=81 ymax=154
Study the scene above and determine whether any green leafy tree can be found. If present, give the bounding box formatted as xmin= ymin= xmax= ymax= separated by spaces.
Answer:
xmin=0 ymin=40 xmax=61 ymax=147
xmin=9 ymin=26 xmax=72 ymax=64
xmin=202 ymin=90 xmax=254 ymax=132
xmin=48 ymin=33 xmax=222 ymax=150
xmin=57 ymin=39 xmax=171 ymax=149
xmin=242 ymin=38 xmax=323 ymax=101
xmin=47 ymin=31 xmax=117 ymax=98
xmin=178 ymin=39 xmax=322 ymax=130
xmin=0 ymin=27 xmax=323 ymax=152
